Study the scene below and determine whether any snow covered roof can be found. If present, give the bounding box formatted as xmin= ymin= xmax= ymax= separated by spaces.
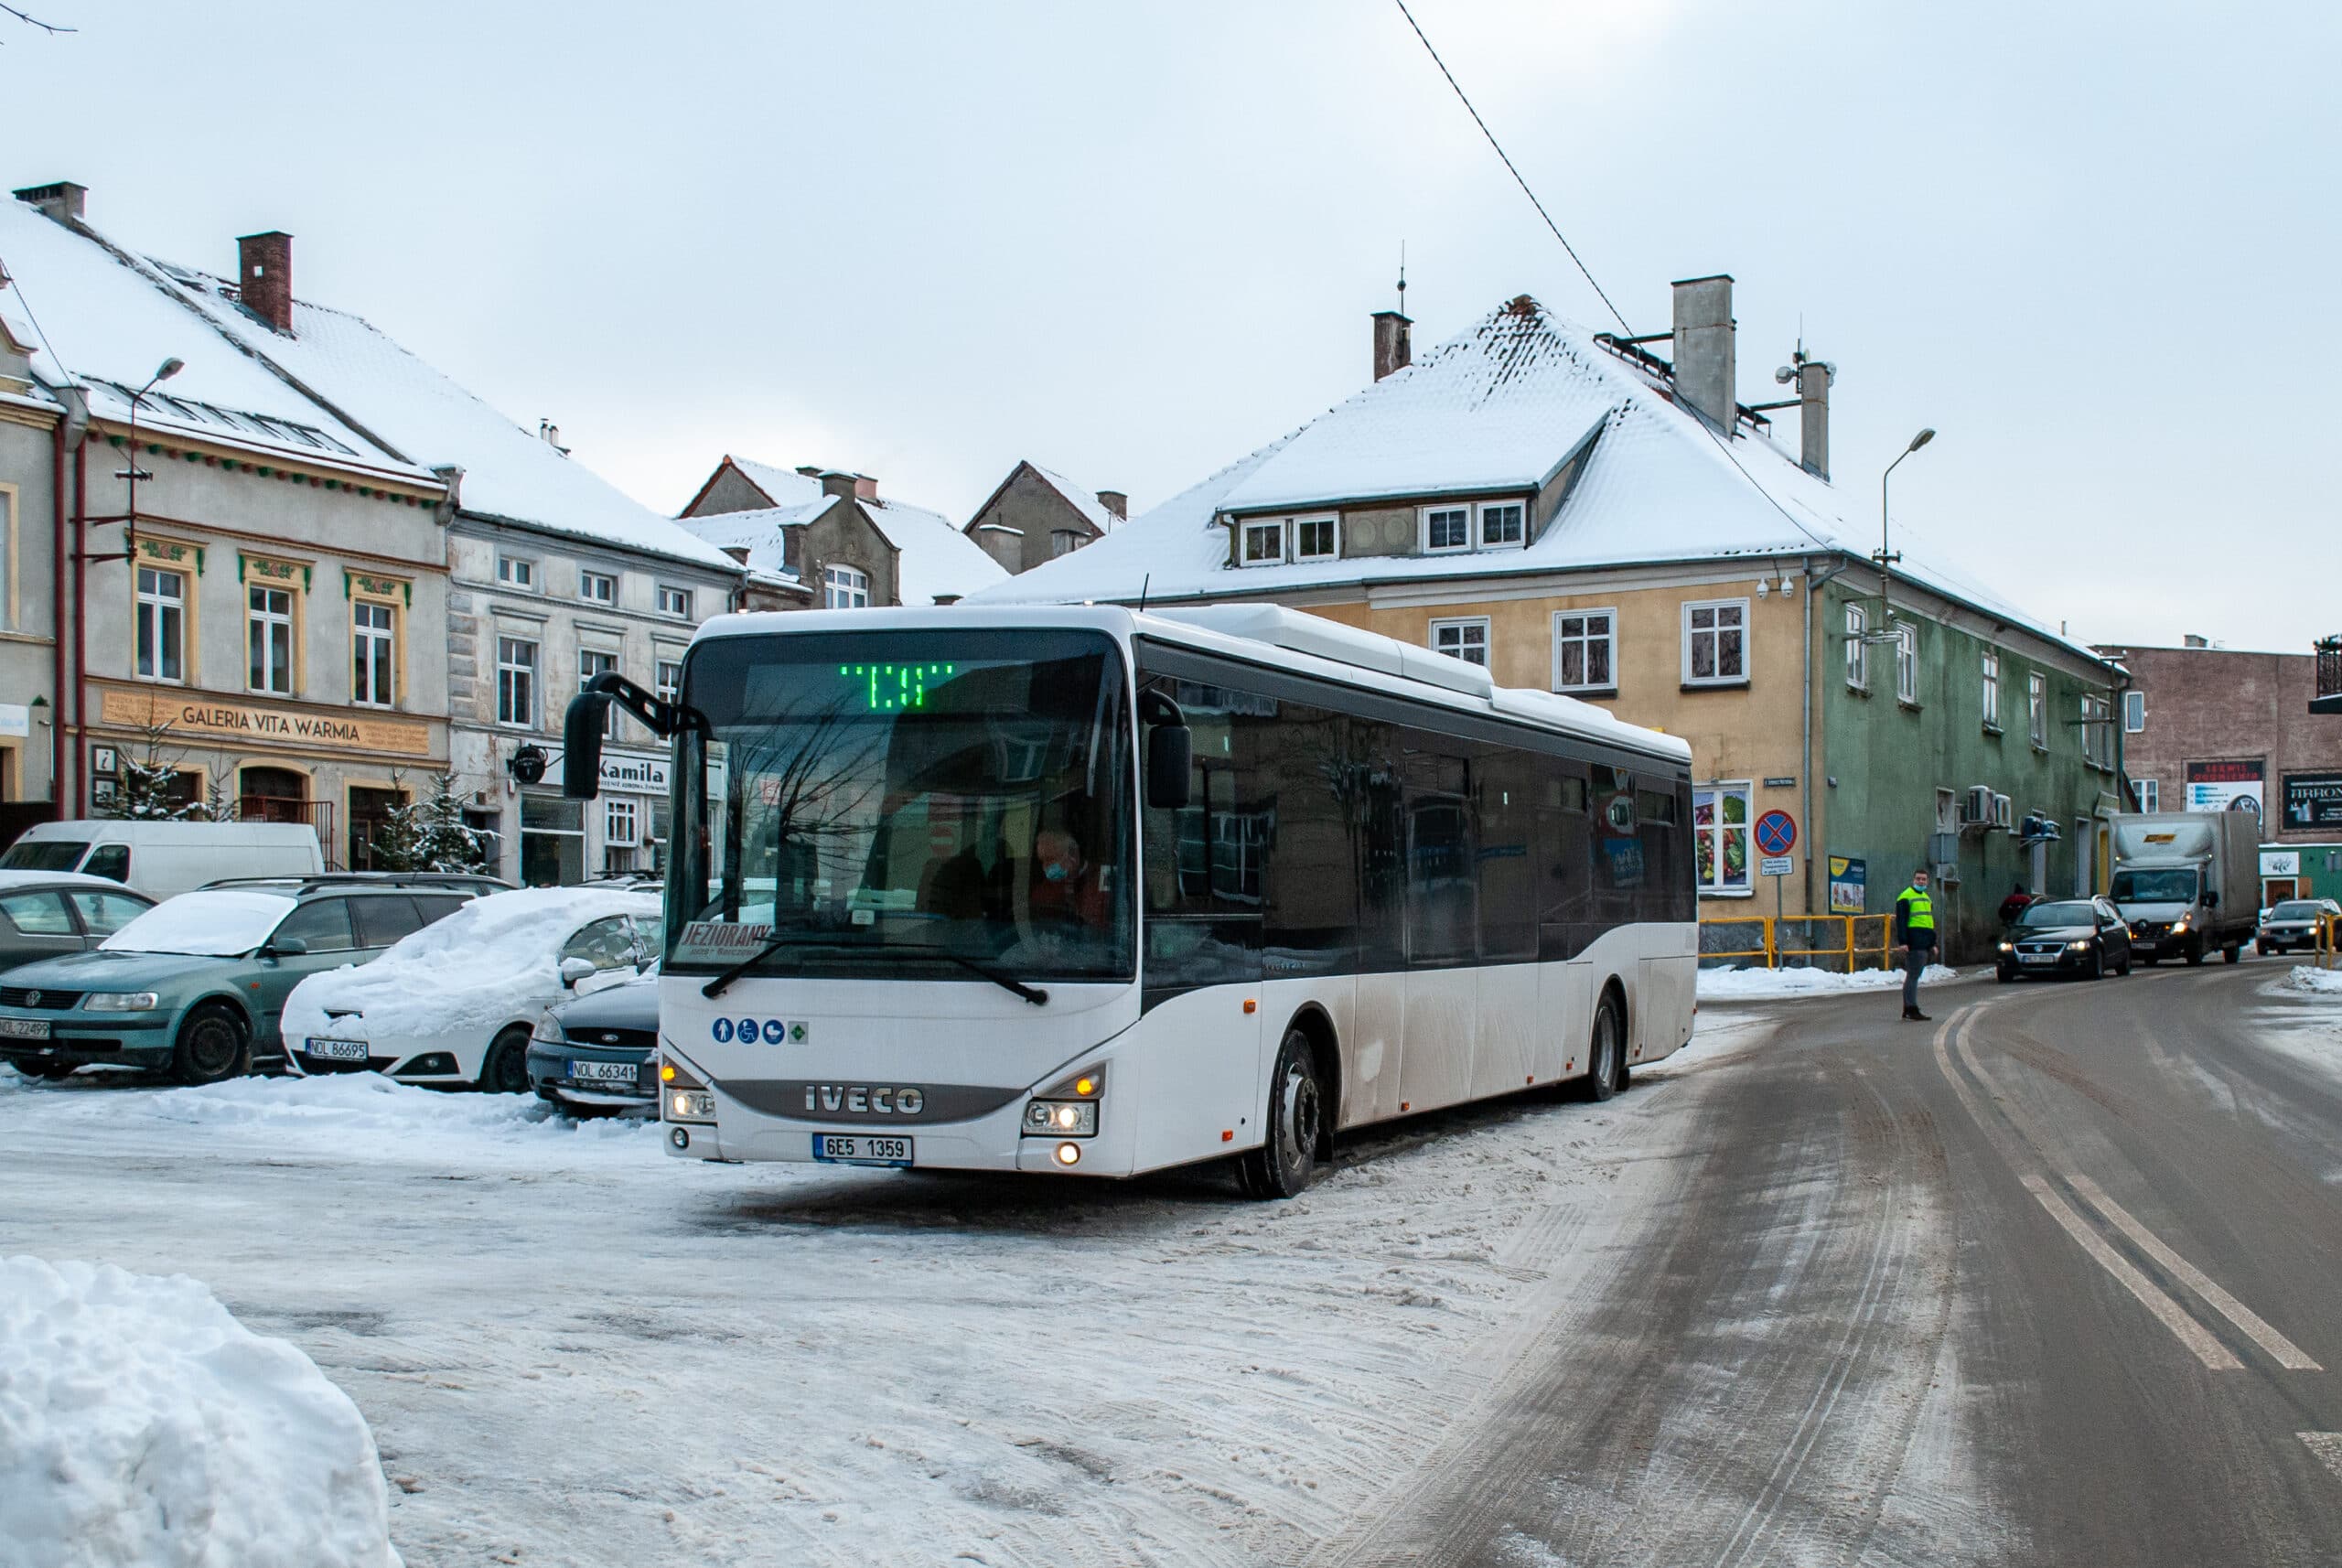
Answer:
xmin=0 ymin=197 xmax=736 ymax=572
xmin=1026 ymin=463 xmax=1123 ymax=535
xmin=687 ymin=456 xmax=1007 ymax=606
xmin=969 ymin=296 xmax=2103 ymax=662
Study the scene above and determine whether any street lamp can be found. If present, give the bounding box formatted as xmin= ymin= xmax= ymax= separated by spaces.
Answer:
xmin=1877 ymin=426 xmax=1935 ymax=572
xmin=118 ymin=355 xmax=182 ymax=533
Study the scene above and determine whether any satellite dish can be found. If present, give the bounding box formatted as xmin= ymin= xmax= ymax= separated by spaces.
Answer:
xmin=1775 ymin=365 xmax=1795 ymax=384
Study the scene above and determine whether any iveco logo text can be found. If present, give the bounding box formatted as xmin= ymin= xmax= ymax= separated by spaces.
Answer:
xmin=804 ymin=1085 xmax=925 ymax=1115
xmin=710 ymin=1017 xmax=809 ymax=1045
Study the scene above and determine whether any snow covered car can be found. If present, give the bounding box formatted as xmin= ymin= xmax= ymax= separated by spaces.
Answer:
xmin=2256 ymin=897 xmax=2341 ymax=955
xmin=0 ymin=881 xmax=476 ymax=1084
xmin=525 ymin=972 xmax=658 ymax=1115
xmin=282 ymin=886 xmax=661 ymax=1091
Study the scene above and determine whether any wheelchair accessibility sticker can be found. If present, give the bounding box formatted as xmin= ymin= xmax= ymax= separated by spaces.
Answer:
xmin=712 ymin=1017 xmax=810 ymax=1045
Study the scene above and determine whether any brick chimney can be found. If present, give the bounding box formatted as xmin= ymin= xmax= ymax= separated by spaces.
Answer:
xmin=1372 ymin=310 xmax=1413 ymax=381
xmin=1096 ymin=489 xmax=1127 ymax=522
xmin=12 ymin=181 xmax=86 ymax=224
xmin=1797 ymin=358 xmax=1832 ymax=479
xmin=238 ymin=231 xmax=294 ymax=334
xmin=1670 ymin=274 xmax=1736 ymax=434
xmin=853 ymin=474 xmax=877 ymax=501
xmin=2183 ymin=634 xmax=2210 ymax=649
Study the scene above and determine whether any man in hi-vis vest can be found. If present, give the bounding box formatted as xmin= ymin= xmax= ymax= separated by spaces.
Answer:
xmin=1894 ymin=868 xmax=1937 ymax=1022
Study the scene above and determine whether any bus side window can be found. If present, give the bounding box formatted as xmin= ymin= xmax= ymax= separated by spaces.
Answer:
xmin=1476 ymin=747 xmax=1538 ymax=961
xmin=1536 ymin=760 xmax=1592 ymax=961
xmin=1138 ymin=675 xmax=1263 ymax=992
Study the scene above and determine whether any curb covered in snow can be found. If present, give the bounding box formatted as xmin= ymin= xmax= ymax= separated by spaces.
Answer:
xmin=1697 ymin=963 xmax=1958 ymax=1000
xmin=2283 ymin=964 xmax=2342 ymax=995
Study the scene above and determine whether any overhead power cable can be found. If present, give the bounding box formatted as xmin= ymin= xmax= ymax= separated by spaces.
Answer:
xmin=1390 ymin=0 xmax=1632 ymax=337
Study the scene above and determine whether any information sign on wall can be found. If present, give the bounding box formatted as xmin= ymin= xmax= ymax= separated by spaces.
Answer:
xmin=2282 ymin=771 xmax=2342 ymax=830
xmin=2184 ymin=759 xmax=2264 ymax=821
xmin=1828 ymin=855 xmax=1866 ymax=913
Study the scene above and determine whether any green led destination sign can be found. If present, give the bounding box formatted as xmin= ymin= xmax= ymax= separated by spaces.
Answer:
xmin=840 ymin=662 xmax=957 ymax=712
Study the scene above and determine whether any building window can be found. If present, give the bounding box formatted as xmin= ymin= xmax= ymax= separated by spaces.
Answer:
xmin=519 ymin=792 xmax=582 ymax=886
xmin=1893 ymin=621 xmax=1918 ymax=704
xmin=579 ymin=570 xmax=617 ymax=605
xmin=1692 ymin=783 xmax=1753 ymax=895
xmin=496 ymin=555 xmax=537 ymax=590
xmin=135 ymin=566 xmax=186 ymax=683
xmin=2133 ymin=779 xmax=2159 ymax=812
xmin=1936 ymin=787 xmax=1958 ymax=833
xmin=1682 ymin=599 xmax=1748 ymax=686
xmin=2124 ymin=690 xmax=2145 ymax=733
xmin=1050 ymin=530 xmax=1083 ymax=558
xmin=655 ymin=658 xmax=682 ymax=706
xmin=1421 ymin=506 xmax=1471 ymax=553
xmin=1478 ymin=501 xmax=1526 ymax=548
xmin=0 ymin=483 xmax=14 ymax=631
xmin=2081 ymin=695 xmax=2112 ymax=770
xmin=604 ymin=795 xmax=640 ymax=848
xmin=1844 ymin=603 xmax=1869 ymax=691
xmin=1430 ymin=618 xmax=1489 ymax=667
xmin=247 ymin=585 xmax=294 ymax=695
xmin=1294 ymin=515 xmax=1338 ymax=562
xmin=352 ymin=600 xmax=396 ymax=708
xmin=822 ymin=564 xmax=869 ymax=608
xmin=497 ymin=636 xmax=538 ymax=728
xmin=1552 ymin=609 xmax=1616 ymax=693
xmin=1982 ymin=649 xmax=2002 ymax=730
xmin=579 ymin=650 xmax=618 ymax=736
xmin=2028 ymin=671 xmax=2048 ymax=749
xmin=656 ymin=584 xmax=693 ymax=618
xmin=1239 ymin=521 xmax=1284 ymax=566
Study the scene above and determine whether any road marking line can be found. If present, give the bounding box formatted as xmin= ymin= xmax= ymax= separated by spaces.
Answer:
xmin=2066 ymin=1173 xmax=2322 ymax=1371
xmin=1953 ymin=1019 xmax=2323 ymax=1373
xmin=2304 ymin=1433 xmax=2342 ymax=1483
xmin=2019 ymin=1174 xmax=2242 ymax=1370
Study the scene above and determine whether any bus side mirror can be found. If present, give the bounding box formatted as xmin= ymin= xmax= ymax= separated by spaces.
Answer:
xmin=1146 ymin=725 xmax=1190 ymax=810
xmin=564 ymin=695 xmax=608 ymax=799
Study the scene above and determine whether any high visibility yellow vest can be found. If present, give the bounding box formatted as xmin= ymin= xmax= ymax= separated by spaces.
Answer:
xmin=1899 ymin=886 xmax=1935 ymax=930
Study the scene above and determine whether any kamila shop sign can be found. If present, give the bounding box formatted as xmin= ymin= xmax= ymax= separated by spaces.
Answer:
xmin=598 ymin=750 xmax=670 ymax=795
xmin=100 ymin=687 xmax=431 ymax=756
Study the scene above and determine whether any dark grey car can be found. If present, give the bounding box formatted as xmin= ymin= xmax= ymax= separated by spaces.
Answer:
xmin=1996 ymin=897 xmax=2134 ymax=982
xmin=0 ymin=874 xmax=156 ymax=973
xmin=526 ymin=972 xmax=658 ymax=1115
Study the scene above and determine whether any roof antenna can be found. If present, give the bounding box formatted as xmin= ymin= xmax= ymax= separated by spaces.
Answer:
xmin=1137 ymin=573 xmax=1151 ymax=614
xmin=1396 ymin=242 xmax=1407 ymax=316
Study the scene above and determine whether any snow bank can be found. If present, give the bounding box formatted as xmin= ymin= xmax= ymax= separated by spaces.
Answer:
xmin=0 ymin=1254 xmax=400 ymax=1568
xmin=11 ymin=1071 xmax=659 ymax=1165
xmin=1698 ymin=963 xmax=1957 ymax=1000
xmin=283 ymin=886 xmax=657 ymax=1047
xmin=103 ymin=890 xmax=295 ymax=957
xmin=2283 ymin=965 xmax=2342 ymax=995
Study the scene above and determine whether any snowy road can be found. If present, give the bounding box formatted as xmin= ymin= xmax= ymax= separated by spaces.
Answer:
xmin=13 ymin=961 xmax=2342 ymax=1566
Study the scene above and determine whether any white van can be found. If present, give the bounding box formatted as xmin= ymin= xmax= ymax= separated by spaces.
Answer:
xmin=0 ymin=820 xmax=325 ymax=900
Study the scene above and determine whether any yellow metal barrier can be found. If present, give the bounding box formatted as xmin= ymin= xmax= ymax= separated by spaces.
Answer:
xmin=1698 ymin=913 xmax=1893 ymax=972
xmin=2319 ymin=913 xmax=2341 ymax=970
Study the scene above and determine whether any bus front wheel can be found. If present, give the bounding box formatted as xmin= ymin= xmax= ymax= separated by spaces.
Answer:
xmin=1239 ymin=1029 xmax=1322 ymax=1201
xmin=1582 ymin=995 xmax=1623 ymax=1103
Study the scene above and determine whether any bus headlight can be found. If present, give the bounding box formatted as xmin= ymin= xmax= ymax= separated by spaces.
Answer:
xmin=668 ymin=1090 xmax=715 ymax=1122
xmin=1023 ymin=1100 xmax=1098 ymax=1137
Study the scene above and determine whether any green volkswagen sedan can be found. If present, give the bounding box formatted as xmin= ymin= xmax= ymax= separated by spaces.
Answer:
xmin=0 ymin=881 xmax=481 ymax=1084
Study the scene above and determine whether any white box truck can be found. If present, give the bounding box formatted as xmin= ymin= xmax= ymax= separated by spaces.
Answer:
xmin=2109 ymin=811 xmax=2259 ymax=965
xmin=0 ymin=820 xmax=325 ymax=901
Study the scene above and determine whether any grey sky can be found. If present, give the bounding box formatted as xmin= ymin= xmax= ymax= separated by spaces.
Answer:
xmin=9 ymin=1 xmax=2333 ymax=650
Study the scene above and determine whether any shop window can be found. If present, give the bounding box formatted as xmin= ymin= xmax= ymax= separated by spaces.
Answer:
xmin=520 ymin=793 xmax=583 ymax=886
xmin=1692 ymin=782 xmax=1752 ymax=894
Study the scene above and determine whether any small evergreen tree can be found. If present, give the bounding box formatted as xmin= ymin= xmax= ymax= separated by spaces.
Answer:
xmin=367 ymin=772 xmax=489 ymax=874
xmin=194 ymin=777 xmax=240 ymax=824
xmin=102 ymin=719 xmax=194 ymax=821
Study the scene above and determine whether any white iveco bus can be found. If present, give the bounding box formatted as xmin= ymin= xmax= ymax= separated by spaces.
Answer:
xmin=563 ymin=604 xmax=1695 ymax=1199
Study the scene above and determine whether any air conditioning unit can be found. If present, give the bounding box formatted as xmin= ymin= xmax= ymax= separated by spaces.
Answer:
xmin=1961 ymin=785 xmax=1996 ymax=829
xmin=1992 ymin=793 xmax=2014 ymax=831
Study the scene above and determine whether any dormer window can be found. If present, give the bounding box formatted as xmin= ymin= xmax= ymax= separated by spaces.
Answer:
xmin=1422 ymin=506 xmax=1471 ymax=553
xmin=1240 ymin=520 xmax=1285 ymax=567
xmin=1478 ymin=501 xmax=1525 ymax=548
xmin=1294 ymin=515 xmax=1338 ymax=563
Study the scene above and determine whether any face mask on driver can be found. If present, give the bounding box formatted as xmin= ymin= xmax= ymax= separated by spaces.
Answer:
xmin=1044 ymin=862 xmax=1071 ymax=883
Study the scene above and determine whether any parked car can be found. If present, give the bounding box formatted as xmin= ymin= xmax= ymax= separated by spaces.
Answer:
xmin=282 ymin=886 xmax=661 ymax=1091
xmin=526 ymin=972 xmax=659 ymax=1116
xmin=2257 ymin=897 xmax=2342 ymax=955
xmin=0 ymin=872 xmax=155 ymax=978
xmin=0 ymin=820 xmax=324 ymax=900
xmin=0 ymin=878 xmax=482 ymax=1084
xmin=1997 ymin=897 xmax=2134 ymax=982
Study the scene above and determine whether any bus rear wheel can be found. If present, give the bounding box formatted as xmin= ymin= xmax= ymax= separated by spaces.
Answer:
xmin=1238 ymin=1029 xmax=1322 ymax=1201
xmin=1582 ymin=995 xmax=1623 ymax=1103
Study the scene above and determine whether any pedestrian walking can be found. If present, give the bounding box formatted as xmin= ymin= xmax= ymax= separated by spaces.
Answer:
xmin=1997 ymin=881 xmax=2032 ymax=927
xmin=1895 ymin=868 xmax=1938 ymax=1022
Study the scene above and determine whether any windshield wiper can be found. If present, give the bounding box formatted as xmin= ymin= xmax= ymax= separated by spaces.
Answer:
xmin=934 ymin=951 xmax=1048 ymax=1007
xmin=700 ymin=932 xmax=827 ymax=999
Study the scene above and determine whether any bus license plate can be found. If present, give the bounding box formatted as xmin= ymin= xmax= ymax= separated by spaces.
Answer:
xmin=811 ymin=1133 xmax=913 ymax=1167
xmin=305 ymin=1038 xmax=369 ymax=1061
xmin=572 ymin=1060 xmax=638 ymax=1083
xmin=0 ymin=1018 xmax=50 ymax=1039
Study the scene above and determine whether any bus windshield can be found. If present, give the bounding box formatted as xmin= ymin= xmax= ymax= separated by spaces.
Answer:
xmin=666 ymin=628 xmax=1133 ymax=983
xmin=2111 ymin=867 xmax=2197 ymax=904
